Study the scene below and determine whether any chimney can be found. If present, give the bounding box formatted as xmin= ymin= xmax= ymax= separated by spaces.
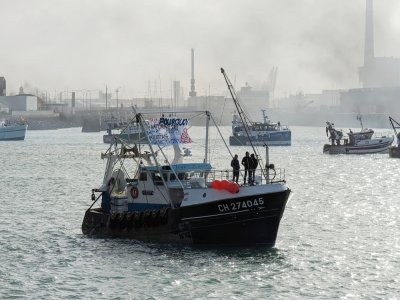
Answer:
xmin=364 ymin=0 xmax=374 ymax=65
xmin=0 ymin=77 xmax=6 ymax=96
xmin=189 ymin=48 xmax=197 ymax=97
xmin=72 ymin=92 xmax=76 ymax=108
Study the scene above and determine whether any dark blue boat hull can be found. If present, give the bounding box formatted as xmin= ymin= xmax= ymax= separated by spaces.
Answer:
xmin=229 ymin=131 xmax=291 ymax=146
xmin=82 ymin=189 xmax=290 ymax=247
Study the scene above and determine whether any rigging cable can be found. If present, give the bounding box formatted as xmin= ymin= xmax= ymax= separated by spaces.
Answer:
xmin=220 ymin=68 xmax=268 ymax=181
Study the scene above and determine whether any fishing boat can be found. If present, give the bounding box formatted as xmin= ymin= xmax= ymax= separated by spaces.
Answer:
xmin=323 ymin=116 xmax=393 ymax=154
xmin=103 ymin=120 xmax=143 ymax=144
xmin=82 ymin=69 xmax=291 ymax=247
xmin=388 ymin=116 xmax=400 ymax=158
xmin=0 ymin=119 xmax=28 ymax=141
xmin=229 ymin=110 xmax=291 ymax=146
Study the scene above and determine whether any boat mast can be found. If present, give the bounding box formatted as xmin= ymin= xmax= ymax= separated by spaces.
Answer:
xmin=357 ymin=115 xmax=364 ymax=130
xmin=205 ymin=111 xmax=210 ymax=163
xmin=264 ymin=145 xmax=270 ymax=182
xmin=389 ymin=116 xmax=400 ymax=137
xmin=262 ymin=109 xmax=267 ymax=123
xmin=221 ymin=68 xmax=269 ymax=182
xmin=221 ymin=68 xmax=253 ymax=139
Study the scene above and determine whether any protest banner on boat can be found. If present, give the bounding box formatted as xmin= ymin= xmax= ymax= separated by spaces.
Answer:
xmin=147 ymin=117 xmax=192 ymax=145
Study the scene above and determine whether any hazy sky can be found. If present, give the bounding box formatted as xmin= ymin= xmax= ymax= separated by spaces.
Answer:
xmin=1 ymin=0 xmax=400 ymax=99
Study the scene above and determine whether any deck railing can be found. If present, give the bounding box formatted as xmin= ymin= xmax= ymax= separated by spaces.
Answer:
xmin=124 ymin=167 xmax=286 ymax=190
xmin=205 ymin=168 xmax=286 ymax=185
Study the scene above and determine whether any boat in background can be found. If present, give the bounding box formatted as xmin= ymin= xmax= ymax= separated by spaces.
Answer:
xmin=82 ymin=69 xmax=290 ymax=247
xmin=388 ymin=116 xmax=400 ymax=158
xmin=103 ymin=120 xmax=143 ymax=144
xmin=0 ymin=119 xmax=28 ymax=141
xmin=229 ymin=110 xmax=291 ymax=146
xmin=323 ymin=116 xmax=393 ymax=154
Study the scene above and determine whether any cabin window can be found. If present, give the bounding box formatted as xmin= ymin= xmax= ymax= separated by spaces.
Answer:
xmin=162 ymin=173 xmax=168 ymax=181
xmin=152 ymin=172 xmax=162 ymax=182
xmin=178 ymin=173 xmax=186 ymax=180
xmin=139 ymin=172 xmax=147 ymax=181
xmin=170 ymin=173 xmax=177 ymax=181
xmin=151 ymin=172 xmax=164 ymax=185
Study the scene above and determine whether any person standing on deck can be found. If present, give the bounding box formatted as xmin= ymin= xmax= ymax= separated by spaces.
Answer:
xmin=249 ymin=153 xmax=259 ymax=185
xmin=231 ymin=154 xmax=240 ymax=183
xmin=241 ymin=151 xmax=251 ymax=185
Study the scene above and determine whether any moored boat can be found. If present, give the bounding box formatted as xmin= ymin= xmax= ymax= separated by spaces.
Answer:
xmin=323 ymin=118 xmax=393 ymax=154
xmin=82 ymin=69 xmax=291 ymax=247
xmin=103 ymin=120 xmax=143 ymax=144
xmin=0 ymin=119 xmax=28 ymax=141
xmin=229 ymin=110 xmax=291 ymax=146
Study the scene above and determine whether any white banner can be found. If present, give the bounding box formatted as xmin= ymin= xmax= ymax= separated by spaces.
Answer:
xmin=147 ymin=117 xmax=192 ymax=145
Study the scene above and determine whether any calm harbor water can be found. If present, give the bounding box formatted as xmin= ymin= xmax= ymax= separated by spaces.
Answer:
xmin=1 ymin=126 xmax=399 ymax=299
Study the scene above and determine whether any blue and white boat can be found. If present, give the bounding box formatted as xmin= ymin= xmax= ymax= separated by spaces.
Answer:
xmin=229 ymin=110 xmax=291 ymax=146
xmin=103 ymin=121 xmax=143 ymax=144
xmin=82 ymin=69 xmax=291 ymax=247
xmin=0 ymin=119 xmax=28 ymax=141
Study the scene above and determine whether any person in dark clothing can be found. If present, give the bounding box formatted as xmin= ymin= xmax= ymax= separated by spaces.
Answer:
xmin=241 ymin=151 xmax=251 ymax=184
xmin=249 ymin=153 xmax=259 ymax=185
xmin=231 ymin=154 xmax=240 ymax=183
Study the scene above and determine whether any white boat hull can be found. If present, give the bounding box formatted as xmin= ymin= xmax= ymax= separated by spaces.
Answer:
xmin=323 ymin=136 xmax=394 ymax=154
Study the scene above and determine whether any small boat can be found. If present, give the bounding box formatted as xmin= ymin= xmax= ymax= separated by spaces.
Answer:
xmin=0 ymin=119 xmax=28 ymax=141
xmin=229 ymin=110 xmax=291 ymax=146
xmin=82 ymin=69 xmax=291 ymax=247
xmin=388 ymin=116 xmax=400 ymax=158
xmin=103 ymin=120 xmax=143 ymax=144
xmin=323 ymin=116 xmax=393 ymax=154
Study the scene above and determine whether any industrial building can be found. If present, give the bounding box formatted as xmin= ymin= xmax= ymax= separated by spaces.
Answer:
xmin=277 ymin=0 xmax=400 ymax=120
xmin=0 ymin=76 xmax=39 ymax=114
xmin=341 ymin=87 xmax=400 ymax=114
xmin=236 ymin=83 xmax=269 ymax=119
xmin=342 ymin=0 xmax=400 ymax=114
xmin=358 ymin=0 xmax=400 ymax=88
xmin=0 ymin=94 xmax=38 ymax=114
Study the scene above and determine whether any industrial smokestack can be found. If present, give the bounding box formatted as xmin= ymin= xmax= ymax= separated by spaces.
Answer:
xmin=0 ymin=77 xmax=6 ymax=96
xmin=189 ymin=48 xmax=197 ymax=97
xmin=72 ymin=92 xmax=76 ymax=108
xmin=364 ymin=0 xmax=374 ymax=65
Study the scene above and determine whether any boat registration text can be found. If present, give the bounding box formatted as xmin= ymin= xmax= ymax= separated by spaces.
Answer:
xmin=218 ymin=198 xmax=265 ymax=213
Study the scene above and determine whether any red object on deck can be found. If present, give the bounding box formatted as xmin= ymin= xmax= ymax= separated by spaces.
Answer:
xmin=220 ymin=180 xmax=229 ymax=190
xmin=228 ymin=181 xmax=240 ymax=193
xmin=211 ymin=180 xmax=221 ymax=189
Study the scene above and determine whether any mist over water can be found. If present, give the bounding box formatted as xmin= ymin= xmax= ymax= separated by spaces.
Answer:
xmin=1 ymin=127 xmax=399 ymax=298
xmin=1 ymin=0 xmax=400 ymax=97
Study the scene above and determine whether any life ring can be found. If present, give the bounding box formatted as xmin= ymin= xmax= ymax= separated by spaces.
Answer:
xmin=130 ymin=187 xmax=139 ymax=199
